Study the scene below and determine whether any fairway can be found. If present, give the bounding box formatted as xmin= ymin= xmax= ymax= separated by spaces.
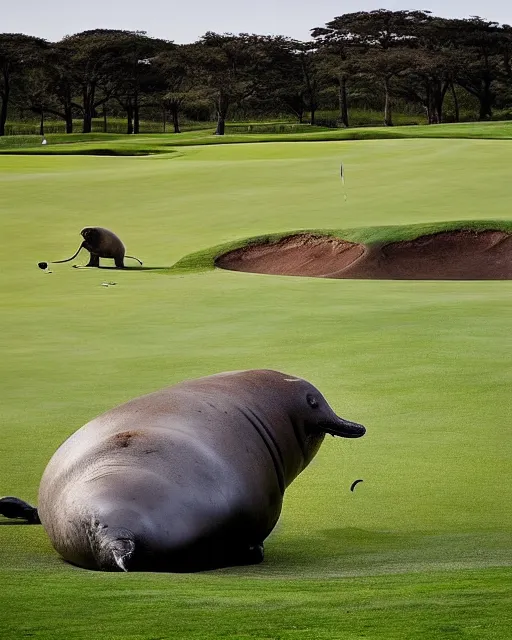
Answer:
xmin=1 ymin=139 xmax=511 ymax=638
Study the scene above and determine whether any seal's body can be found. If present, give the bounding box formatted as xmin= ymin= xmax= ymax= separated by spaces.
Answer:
xmin=80 ymin=227 xmax=126 ymax=268
xmin=21 ymin=370 xmax=365 ymax=572
xmin=40 ymin=227 xmax=142 ymax=269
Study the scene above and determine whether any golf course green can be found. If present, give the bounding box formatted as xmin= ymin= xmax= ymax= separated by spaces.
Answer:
xmin=1 ymin=135 xmax=511 ymax=638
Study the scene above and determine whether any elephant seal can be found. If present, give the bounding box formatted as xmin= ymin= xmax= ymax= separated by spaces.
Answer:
xmin=39 ymin=227 xmax=142 ymax=269
xmin=2 ymin=370 xmax=365 ymax=572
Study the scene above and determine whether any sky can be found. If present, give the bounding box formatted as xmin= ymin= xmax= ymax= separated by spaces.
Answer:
xmin=3 ymin=0 xmax=512 ymax=43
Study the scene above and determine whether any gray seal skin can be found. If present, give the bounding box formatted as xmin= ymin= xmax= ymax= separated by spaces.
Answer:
xmin=36 ymin=369 xmax=366 ymax=572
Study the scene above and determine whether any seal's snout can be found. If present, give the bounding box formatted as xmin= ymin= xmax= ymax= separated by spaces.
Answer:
xmin=321 ymin=416 xmax=366 ymax=439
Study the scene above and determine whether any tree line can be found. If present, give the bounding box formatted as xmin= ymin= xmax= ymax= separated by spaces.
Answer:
xmin=1 ymin=10 xmax=512 ymax=136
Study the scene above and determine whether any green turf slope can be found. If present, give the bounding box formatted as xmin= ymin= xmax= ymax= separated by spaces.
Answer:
xmin=171 ymin=218 xmax=512 ymax=274
xmin=0 ymin=139 xmax=511 ymax=639
xmin=1 ymin=120 xmax=512 ymax=156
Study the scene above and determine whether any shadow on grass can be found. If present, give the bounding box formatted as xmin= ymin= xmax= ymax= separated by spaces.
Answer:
xmin=97 ymin=266 xmax=169 ymax=271
xmin=217 ymin=527 xmax=511 ymax=578
xmin=66 ymin=265 xmax=170 ymax=271
xmin=3 ymin=147 xmax=178 ymax=157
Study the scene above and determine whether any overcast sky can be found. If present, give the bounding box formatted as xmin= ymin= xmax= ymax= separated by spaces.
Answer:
xmin=3 ymin=0 xmax=512 ymax=43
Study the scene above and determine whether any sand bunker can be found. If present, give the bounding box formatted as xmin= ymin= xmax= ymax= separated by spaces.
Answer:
xmin=215 ymin=234 xmax=365 ymax=278
xmin=215 ymin=230 xmax=512 ymax=280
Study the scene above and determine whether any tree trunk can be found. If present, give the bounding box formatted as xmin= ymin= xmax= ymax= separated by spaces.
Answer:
xmin=383 ymin=77 xmax=393 ymax=126
xmin=163 ymin=106 xmax=166 ymax=133
xmin=434 ymin=82 xmax=449 ymax=125
xmin=425 ymin=82 xmax=434 ymax=124
xmin=479 ymin=103 xmax=491 ymax=120
xmin=215 ymin=91 xmax=229 ymax=136
xmin=216 ymin=114 xmax=225 ymax=136
xmin=0 ymin=100 xmax=6 ymax=136
xmin=476 ymin=76 xmax=493 ymax=120
xmin=133 ymin=101 xmax=140 ymax=134
xmin=82 ymin=86 xmax=95 ymax=134
xmin=451 ymin=83 xmax=459 ymax=122
xmin=65 ymin=105 xmax=73 ymax=133
xmin=0 ymin=73 xmax=10 ymax=137
xmin=126 ymin=100 xmax=133 ymax=134
xmin=82 ymin=110 xmax=92 ymax=134
xmin=103 ymin=106 xmax=107 ymax=133
xmin=171 ymin=103 xmax=181 ymax=133
xmin=479 ymin=98 xmax=492 ymax=120
xmin=431 ymin=81 xmax=441 ymax=124
xmin=310 ymin=108 xmax=316 ymax=125
xmin=39 ymin=109 xmax=45 ymax=136
xmin=338 ymin=76 xmax=349 ymax=127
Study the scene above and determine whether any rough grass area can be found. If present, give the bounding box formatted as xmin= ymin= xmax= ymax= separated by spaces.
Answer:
xmin=1 ymin=138 xmax=511 ymax=639
xmin=1 ymin=121 xmax=512 ymax=156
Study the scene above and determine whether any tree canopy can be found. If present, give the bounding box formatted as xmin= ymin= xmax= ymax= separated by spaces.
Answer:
xmin=1 ymin=11 xmax=512 ymax=135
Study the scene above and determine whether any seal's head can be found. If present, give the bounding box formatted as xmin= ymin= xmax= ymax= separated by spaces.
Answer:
xmin=277 ymin=373 xmax=366 ymax=465
xmin=280 ymin=374 xmax=365 ymax=437
xmin=80 ymin=227 xmax=99 ymax=243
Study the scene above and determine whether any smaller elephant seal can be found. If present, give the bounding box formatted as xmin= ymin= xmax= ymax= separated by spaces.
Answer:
xmin=39 ymin=227 xmax=143 ymax=269
xmin=0 ymin=497 xmax=40 ymax=523
xmin=1 ymin=370 xmax=366 ymax=572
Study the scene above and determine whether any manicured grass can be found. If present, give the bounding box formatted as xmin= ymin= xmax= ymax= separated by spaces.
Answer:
xmin=1 ymin=120 xmax=512 ymax=156
xmin=0 ymin=138 xmax=511 ymax=639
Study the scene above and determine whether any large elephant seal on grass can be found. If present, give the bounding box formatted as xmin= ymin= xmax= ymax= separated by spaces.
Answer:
xmin=1 ymin=370 xmax=365 ymax=572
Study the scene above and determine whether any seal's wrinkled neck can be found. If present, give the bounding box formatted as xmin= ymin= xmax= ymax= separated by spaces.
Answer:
xmin=237 ymin=405 xmax=286 ymax=494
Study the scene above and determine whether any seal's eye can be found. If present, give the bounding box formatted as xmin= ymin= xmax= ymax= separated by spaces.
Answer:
xmin=307 ymin=394 xmax=319 ymax=409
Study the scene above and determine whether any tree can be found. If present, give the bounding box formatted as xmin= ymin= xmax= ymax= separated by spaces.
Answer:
xmin=21 ymin=44 xmax=77 ymax=133
xmin=60 ymin=30 xmax=134 ymax=133
xmin=240 ymin=36 xmax=308 ymax=123
xmin=313 ymin=10 xmax=432 ymax=125
xmin=447 ymin=17 xmax=504 ymax=119
xmin=257 ymin=37 xmax=308 ymax=123
xmin=111 ymin=32 xmax=172 ymax=134
xmin=311 ymin=28 xmax=361 ymax=127
xmin=292 ymin=42 xmax=323 ymax=125
xmin=359 ymin=47 xmax=414 ymax=126
xmin=397 ymin=46 xmax=461 ymax=124
xmin=0 ymin=34 xmax=47 ymax=136
xmin=154 ymin=45 xmax=195 ymax=133
xmin=312 ymin=21 xmax=370 ymax=127
xmin=390 ymin=16 xmax=462 ymax=124
xmin=190 ymin=32 xmax=273 ymax=135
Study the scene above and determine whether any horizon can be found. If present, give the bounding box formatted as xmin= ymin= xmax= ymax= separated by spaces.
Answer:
xmin=2 ymin=0 xmax=512 ymax=44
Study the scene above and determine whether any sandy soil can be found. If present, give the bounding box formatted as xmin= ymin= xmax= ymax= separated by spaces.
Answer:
xmin=215 ymin=231 xmax=512 ymax=280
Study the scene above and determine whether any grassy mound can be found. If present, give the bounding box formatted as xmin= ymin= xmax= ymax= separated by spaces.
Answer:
xmin=1 ymin=120 xmax=512 ymax=156
xmin=170 ymin=219 xmax=512 ymax=274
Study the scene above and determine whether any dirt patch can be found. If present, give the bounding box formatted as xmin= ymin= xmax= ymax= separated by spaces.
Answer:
xmin=215 ymin=231 xmax=512 ymax=280
xmin=111 ymin=431 xmax=143 ymax=448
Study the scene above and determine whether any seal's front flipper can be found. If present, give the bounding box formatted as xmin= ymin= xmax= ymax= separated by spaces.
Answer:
xmin=246 ymin=543 xmax=264 ymax=565
xmin=86 ymin=520 xmax=136 ymax=572
xmin=229 ymin=543 xmax=264 ymax=567
xmin=0 ymin=497 xmax=41 ymax=524
xmin=85 ymin=253 xmax=100 ymax=268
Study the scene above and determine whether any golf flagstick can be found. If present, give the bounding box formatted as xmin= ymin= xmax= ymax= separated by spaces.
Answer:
xmin=340 ymin=162 xmax=347 ymax=201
